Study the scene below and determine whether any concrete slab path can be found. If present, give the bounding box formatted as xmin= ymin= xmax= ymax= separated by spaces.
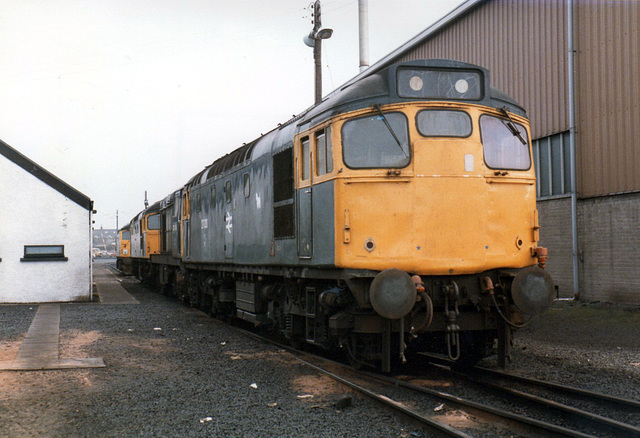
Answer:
xmin=95 ymin=265 xmax=139 ymax=305
xmin=0 ymin=304 xmax=106 ymax=371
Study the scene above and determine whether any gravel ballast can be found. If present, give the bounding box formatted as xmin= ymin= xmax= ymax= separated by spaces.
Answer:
xmin=1 ymin=261 xmax=639 ymax=437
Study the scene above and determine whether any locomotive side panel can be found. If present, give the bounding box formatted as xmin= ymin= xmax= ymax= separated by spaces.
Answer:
xmin=233 ymin=157 xmax=274 ymax=264
xmin=188 ymin=181 xmax=212 ymax=262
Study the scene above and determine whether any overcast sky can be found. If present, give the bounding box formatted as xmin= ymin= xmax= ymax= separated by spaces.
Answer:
xmin=0 ymin=0 xmax=463 ymax=230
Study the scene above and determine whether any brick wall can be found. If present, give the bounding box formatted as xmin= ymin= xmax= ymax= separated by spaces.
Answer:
xmin=537 ymin=197 xmax=575 ymax=298
xmin=578 ymin=193 xmax=640 ymax=304
xmin=537 ymin=193 xmax=640 ymax=304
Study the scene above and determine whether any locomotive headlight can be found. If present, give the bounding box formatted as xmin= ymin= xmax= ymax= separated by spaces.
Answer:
xmin=511 ymin=266 xmax=555 ymax=315
xmin=369 ymin=269 xmax=417 ymax=320
xmin=409 ymin=75 xmax=424 ymax=91
xmin=455 ymin=79 xmax=469 ymax=94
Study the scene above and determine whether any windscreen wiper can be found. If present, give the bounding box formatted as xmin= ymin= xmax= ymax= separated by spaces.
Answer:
xmin=373 ymin=104 xmax=409 ymax=157
xmin=500 ymin=107 xmax=527 ymax=145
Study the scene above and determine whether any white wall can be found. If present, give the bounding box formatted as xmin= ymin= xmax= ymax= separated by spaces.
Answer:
xmin=0 ymin=158 xmax=91 ymax=302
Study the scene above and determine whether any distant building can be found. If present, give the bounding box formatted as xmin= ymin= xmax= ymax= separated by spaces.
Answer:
xmin=0 ymin=139 xmax=93 ymax=303
xmin=93 ymin=228 xmax=118 ymax=255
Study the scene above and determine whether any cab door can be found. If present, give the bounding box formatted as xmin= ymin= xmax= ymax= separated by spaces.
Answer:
xmin=297 ymin=136 xmax=312 ymax=258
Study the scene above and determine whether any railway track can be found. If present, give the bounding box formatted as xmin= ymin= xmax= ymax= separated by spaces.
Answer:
xmin=471 ymin=365 xmax=640 ymax=410
xmin=236 ymin=326 xmax=640 ymax=437
xmin=455 ymin=365 xmax=640 ymax=437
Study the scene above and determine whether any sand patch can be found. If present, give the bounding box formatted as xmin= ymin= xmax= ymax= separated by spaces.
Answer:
xmin=59 ymin=330 xmax=101 ymax=358
xmin=291 ymin=373 xmax=350 ymax=400
xmin=0 ymin=340 xmax=21 ymax=362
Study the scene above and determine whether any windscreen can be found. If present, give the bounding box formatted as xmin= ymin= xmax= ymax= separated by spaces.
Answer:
xmin=481 ymin=115 xmax=531 ymax=170
xmin=417 ymin=110 xmax=472 ymax=137
xmin=342 ymin=112 xmax=410 ymax=168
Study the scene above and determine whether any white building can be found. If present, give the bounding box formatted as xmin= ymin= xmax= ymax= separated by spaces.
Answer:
xmin=0 ymin=139 xmax=93 ymax=303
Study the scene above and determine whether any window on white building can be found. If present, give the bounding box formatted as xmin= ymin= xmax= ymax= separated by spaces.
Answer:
xmin=21 ymin=245 xmax=68 ymax=262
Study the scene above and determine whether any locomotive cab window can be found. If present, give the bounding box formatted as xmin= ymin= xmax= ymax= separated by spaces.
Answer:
xmin=315 ymin=128 xmax=333 ymax=176
xmin=480 ymin=114 xmax=531 ymax=170
xmin=210 ymin=186 xmax=216 ymax=207
xmin=300 ymin=137 xmax=310 ymax=181
xmin=417 ymin=110 xmax=472 ymax=138
xmin=147 ymin=213 xmax=161 ymax=230
xmin=122 ymin=230 xmax=130 ymax=240
xmin=342 ymin=111 xmax=410 ymax=168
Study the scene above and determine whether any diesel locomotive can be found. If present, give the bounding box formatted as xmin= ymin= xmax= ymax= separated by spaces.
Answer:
xmin=115 ymin=224 xmax=132 ymax=275
xmin=118 ymin=59 xmax=555 ymax=371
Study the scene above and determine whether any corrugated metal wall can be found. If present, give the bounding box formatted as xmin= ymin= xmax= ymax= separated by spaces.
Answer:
xmin=396 ymin=0 xmax=568 ymax=140
xmin=395 ymin=0 xmax=640 ymax=197
xmin=575 ymin=1 xmax=640 ymax=197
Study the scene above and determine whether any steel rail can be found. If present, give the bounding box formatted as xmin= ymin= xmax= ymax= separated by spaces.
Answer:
xmin=476 ymin=379 xmax=640 ymax=437
xmin=473 ymin=366 xmax=640 ymax=410
xmin=422 ymin=352 xmax=640 ymax=435
xmin=447 ymin=367 xmax=640 ymax=437
xmin=360 ymin=370 xmax=595 ymax=438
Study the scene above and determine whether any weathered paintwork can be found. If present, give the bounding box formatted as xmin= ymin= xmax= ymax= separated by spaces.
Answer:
xmin=330 ymin=104 xmax=538 ymax=275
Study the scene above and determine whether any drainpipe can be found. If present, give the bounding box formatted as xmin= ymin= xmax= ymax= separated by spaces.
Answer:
xmin=567 ymin=0 xmax=579 ymax=298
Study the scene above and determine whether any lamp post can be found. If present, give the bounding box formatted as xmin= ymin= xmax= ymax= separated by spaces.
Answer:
xmin=304 ymin=0 xmax=333 ymax=105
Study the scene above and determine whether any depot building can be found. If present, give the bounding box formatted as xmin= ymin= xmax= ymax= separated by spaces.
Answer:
xmin=352 ymin=0 xmax=640 ymax=304
xmin=0 ymin=139 xmax=93 ymax=303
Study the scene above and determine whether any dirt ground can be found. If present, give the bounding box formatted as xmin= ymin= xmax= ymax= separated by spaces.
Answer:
xmin=1 ymin=271 xmax=639 ymax=437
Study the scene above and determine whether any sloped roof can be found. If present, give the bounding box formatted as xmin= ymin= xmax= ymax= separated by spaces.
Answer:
xmin=0 ymin=138 xmax=93 ymax=211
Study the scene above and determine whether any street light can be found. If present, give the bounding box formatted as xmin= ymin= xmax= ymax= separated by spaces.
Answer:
xmin=304 ymin=0 xmax=333 ymax=104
